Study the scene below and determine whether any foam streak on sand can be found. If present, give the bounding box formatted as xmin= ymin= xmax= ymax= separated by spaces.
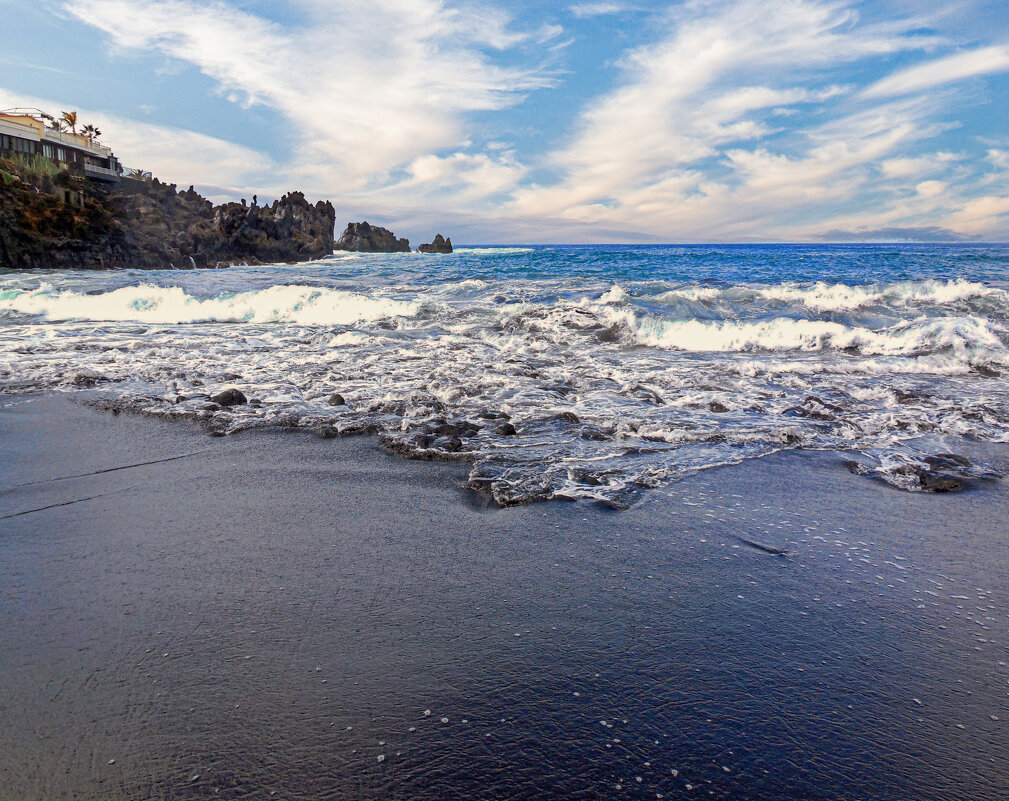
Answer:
xmin=2 ymin=244 xmax=1008 ymax=505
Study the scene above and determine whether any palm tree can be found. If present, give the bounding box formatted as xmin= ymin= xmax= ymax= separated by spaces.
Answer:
xmin=60 ymin=110 xmax=78 ymax=134
xmin=48 ymin=118 xmax=65 ymax=131
xmin=81 ymin=124 xmax=102 ymax=142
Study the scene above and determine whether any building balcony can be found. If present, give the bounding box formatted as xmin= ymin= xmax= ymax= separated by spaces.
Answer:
xmin=43 ymin=128 xmax=112 ymax=157
xmin=84 ymin=162 xmax=121 ymax=182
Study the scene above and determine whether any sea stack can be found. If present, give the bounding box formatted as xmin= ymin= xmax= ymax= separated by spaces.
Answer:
xmin=334 ymin=221 xmax=410 ymax=253
xmin=419 ymin=234 xmax=453 ymax=254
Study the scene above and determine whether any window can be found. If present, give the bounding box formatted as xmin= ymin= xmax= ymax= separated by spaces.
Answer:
xmin=42 ymin=143 xmax=54 ymax=159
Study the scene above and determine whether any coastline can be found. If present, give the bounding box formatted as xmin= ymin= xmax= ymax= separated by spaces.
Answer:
xmin=2 ymin=394 xmax=1008 ymax=800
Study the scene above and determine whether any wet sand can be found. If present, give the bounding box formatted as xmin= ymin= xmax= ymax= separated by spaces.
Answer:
xmin=2 ymin=395 xmax=1009 ymax=801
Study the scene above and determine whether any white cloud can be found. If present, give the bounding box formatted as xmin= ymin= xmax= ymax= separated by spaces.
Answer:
xmin=65 ymin=0 xmax=555 ymax=188
xmin=916 ymin=179 xmax=947 ymax=197
xmin=34 ymin=0 xmax=1009 ymax=241
xmin=986 ymin=148 xmax=1009 ymax=172
xmin=0 ymin=87 xmax=273 ymax=199
xmin=511 ymin=0 xmax=948 ymax=234
xmin=879 ymin=152 xmax=961 ymax=178
xmin=568 ymin=2 xmax=628 ymax=18
xmin=863 ymin=44 xmax=1009 ymax=98
xmin=490 ymin=0 xmax=1009 ymax=242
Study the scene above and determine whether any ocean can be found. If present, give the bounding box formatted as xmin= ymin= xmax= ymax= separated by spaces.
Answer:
xmin=2 ymin=243 xmax=1008 ymax=506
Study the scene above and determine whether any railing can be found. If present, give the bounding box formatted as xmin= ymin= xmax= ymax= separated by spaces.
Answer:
xmin=84 ymin=163 xmax=121 ymax=181
xmin=44 ymin=128 xmax=111 ymax=156
xmin=0 ymin=117 xmax=41 ymax=141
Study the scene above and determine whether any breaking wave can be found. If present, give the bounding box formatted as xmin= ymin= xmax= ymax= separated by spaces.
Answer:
xmin=655 ymin=278 xmax=1008 ymax=313
xmin=0 ymin=283 xmax=421 ymax=325
xmin=634 ymin=315 xmax=1008 ymax=363
xmin=2 ymin=246 xmax=1008 ymax=506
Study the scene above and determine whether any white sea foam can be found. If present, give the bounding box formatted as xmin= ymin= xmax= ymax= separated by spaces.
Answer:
xmin=653 ymin=279 xmax=1007 ymax=313
xmin=599 ymin=284 xmax=629 ymax=304
xmin=2 ymin=268 xmax=1008 ymax=506
xmin=634 ymin=314 xmax=1008 ymax=363
xmin=453 ymin=247 xmax=535 ymax=255
xmin=0 ymin=284 xmax=420 ymax=325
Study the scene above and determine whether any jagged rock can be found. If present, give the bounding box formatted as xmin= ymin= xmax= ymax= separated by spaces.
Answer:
xmin=327 ymin=393 xmax=346 ymax=406
xmin=210 ymin=388 xmax=247 ymax=407
xmin=334 ymin=221 xmax=410 ymax=253
xmin=418 ymin=233 xmax=453 ymax=253
xmin=0 ymin=157 xmax=336 ymax=270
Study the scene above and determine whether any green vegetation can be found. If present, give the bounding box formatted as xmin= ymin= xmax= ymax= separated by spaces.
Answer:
xmin=0 ymin=153 xmax=81 ymax=195
xmin=60 ymin=110 xmax=78 ymax=134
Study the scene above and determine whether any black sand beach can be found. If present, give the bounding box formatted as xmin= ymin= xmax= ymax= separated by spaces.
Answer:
xmin=2 ymin=395 xmax=1009 ymax=800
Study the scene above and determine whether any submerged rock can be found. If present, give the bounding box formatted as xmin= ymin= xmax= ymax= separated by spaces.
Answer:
xmin=210 ymin=388 xmax=247 ymax=407
xmin=845 ymin=452 xmax=994 ymax=493
xmin=72 ymin=370 xmax=109 ymax=387
xmin=418 ymin=234 xmax=453 ymax=254
xmin=334 ymin=221 xmax=410 ymax=253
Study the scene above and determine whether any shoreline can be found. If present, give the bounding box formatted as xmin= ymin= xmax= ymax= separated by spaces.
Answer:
xmin=2 ymin=394 xmax=1009 ymax=800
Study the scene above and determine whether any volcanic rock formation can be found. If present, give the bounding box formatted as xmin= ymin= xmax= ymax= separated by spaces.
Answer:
xmin=0 ymin=157 xmax=336 ymax=270
xmin=334 ymin=221 xmax=410 ymax=253
xmin=419 ymin=234 xmax=453 ymax=253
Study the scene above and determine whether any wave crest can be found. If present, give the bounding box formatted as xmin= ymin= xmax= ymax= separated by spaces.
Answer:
xmin=0 ymin=284 xmax=420 ymax=325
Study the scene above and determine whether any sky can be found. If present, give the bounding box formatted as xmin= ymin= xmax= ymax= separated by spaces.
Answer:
xmin=2 ymin=0 xmax=1008 ymax=243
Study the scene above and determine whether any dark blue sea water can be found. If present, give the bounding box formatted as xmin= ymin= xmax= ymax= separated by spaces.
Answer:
xmin=3 ymin=243 xmax=1009 ymax=504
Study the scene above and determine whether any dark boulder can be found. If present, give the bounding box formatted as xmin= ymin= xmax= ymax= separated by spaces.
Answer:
xmin=334 ymin=221 xmax=410 ymax=253
xmin=418 ymin=234 xmax=453 ymax=254
xmin=72 ymin=370 xmax=109 ymax=387
xmin=210 ymin=388 xmax=247 ymax=407
xmin=327 ymin=393 xmax=346 ymax=406
xmin=919 ymin=472 xmax=964 ymax=492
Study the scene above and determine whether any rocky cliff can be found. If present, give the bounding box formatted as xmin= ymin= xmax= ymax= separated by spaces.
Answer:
xmin=334 ymin=221 xmax=410 ymax=253
xmin=0 ymin=159 xmax=335 ymax=270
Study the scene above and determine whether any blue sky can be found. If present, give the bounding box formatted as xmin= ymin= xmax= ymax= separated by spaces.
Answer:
xmin=2 ymin=0 xmax=1008 ymax=243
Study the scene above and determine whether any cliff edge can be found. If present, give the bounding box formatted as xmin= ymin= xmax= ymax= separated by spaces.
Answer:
xmin=0 ymin=159 xmax=335 ymax=270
